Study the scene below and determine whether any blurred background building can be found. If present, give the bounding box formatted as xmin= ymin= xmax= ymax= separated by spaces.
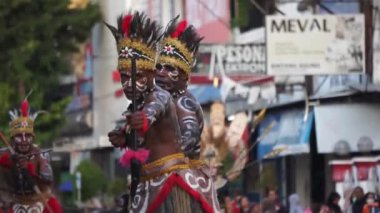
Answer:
xmin=49 ymin=0 xmax=380 ymax=210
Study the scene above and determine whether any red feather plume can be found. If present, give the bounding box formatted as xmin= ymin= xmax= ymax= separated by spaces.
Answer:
xmin=21 ymin=99 xmax=29 ymax=117
xmin=46 ymin=197 xmax=63 ymax=213
xmin=171 ymin=20 xmax=187 ymax=38
xmin=122 ymin=15 xmax=133 ymax=37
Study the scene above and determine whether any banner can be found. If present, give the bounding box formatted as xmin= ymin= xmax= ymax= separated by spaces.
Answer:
xmin=258 ymin=108 xmax=314 ymax=159
xmin=266 ymin=15 xmax=365 ymax=75
xmin=213 ymin=44 xmax=266 ymax=75
xmin=329 ymin=160 xmax=353 ymax=182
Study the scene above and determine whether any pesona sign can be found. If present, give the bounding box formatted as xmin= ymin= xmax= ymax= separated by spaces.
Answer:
xmin=197 ymin=43 xmax=266 ymax=77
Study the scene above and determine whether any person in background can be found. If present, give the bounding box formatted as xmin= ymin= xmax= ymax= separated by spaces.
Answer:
xmin=231 ymin=195 xmax=242 ymax=213
xmin=262 ymin=198 xmax=277 ymax=213
xmin=320 ymin=204 xmax=330 ymax=213
xmin=361 ymin=192 xmax=379 ymax=213
xmin=0 ymin=98 xmax=62 ymax=213
xmin=326 ymin=192 xmax=342 ymax=213
xmin=266 ymin=187 xmax=286 ymax=213
xmin=239 ymin=196 xmax=251 ymax=213
xmin=251 ymin=203 xmax=261 ymax=213
xmin=288 ymin=193 xmax=304 ymax=213
xmin=223 ymin=196 xmax=234 ymax=213
xmin=350 ymin=186 xmax=365 ymax=213
xmin=309 ymin=203 xmax=331 ymax=213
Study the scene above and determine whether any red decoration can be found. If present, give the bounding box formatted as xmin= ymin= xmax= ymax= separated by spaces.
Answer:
xmin=0 ymin=153 xmax=11 ymax=169
xmin=21 ymin=99 xmax=29 ymax=117
xmin=147 ymin=173 xmax=214 ymax=213
xmin=112 ymin=70 xmax=121 ymax=82
xmin=119 ymin=148 xmax=150 ymax=167
xmin=114 ymin=89 xmax=124 ymax=97
xmin=171 ymin=20 xmax=188 ymax=38
xmin=137 ymin=112 xmax=149 ymax=136
xmin=122 ymin=15 xmax=133 ymax=37
xmin=44 ymin=196 xmax=63 ymax=213
xmin=27 ymin=162 xmax=37 ymax=177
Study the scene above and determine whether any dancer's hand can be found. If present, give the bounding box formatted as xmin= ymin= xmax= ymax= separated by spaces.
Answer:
xmin=108 ymin=128 xmax=126 ymax=148
xmin=126 ymin=111 xmax=148 ymax=131
xmin=15 ymin=154 xmax=28 ymax=169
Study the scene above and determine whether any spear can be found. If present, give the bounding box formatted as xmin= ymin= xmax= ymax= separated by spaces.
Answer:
xmin=0 ymin=130 xmax=52 ymax=213
xmin=129 ymin=56 xmax=141 ymax=201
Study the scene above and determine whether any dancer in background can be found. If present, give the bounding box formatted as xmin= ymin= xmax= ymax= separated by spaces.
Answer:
xmin=0 ymin=97 xmax=62 ymax=213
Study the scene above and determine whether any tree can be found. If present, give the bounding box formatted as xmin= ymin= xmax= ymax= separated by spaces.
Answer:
xmin=75 ymin=160 xmax=107 ymax=201
xmin=0 ymin=0 xmax=100 ymax=145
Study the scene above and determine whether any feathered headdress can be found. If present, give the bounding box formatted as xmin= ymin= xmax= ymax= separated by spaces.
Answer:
xmin=9 ymin=93 xmax=46 ymax=137
xmin=159 ymin=16 xmax=203 ymax=75
xmin=104 ymin=12 xmax=161 ymax=72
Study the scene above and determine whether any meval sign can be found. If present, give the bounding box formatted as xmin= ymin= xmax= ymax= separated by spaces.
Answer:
xmin=266 ymin=15 xmax=365 ymax=75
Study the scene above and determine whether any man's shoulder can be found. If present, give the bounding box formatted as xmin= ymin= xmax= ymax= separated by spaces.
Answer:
xmin=148 ymin=86 xmax=172 ymax=100
xmin=184 ymin=90 xmax=197 ymax=100
xmin=176 ymin=91 xmax=202 ymax=110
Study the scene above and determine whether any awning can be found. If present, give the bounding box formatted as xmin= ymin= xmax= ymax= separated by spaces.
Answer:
xmin=257 ymin=108 xmax=314 ymax=159
xmin=188 ymin=85 xmax=221 ymax=104
xmin=315 ymin=103 xmax=380 ymax=153
xmin=188 ymin=85 xmax=256 ymax=115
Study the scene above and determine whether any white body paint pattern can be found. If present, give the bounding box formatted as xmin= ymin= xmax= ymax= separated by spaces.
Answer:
xmin=13 ymin=202 xmax=44 ymax=213
xmin=130 ymin=158 xmax=221 ymax=213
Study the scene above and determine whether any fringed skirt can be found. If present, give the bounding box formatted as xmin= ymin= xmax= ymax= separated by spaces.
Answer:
xmin=130 ymin=153 xmax=221 ymax=213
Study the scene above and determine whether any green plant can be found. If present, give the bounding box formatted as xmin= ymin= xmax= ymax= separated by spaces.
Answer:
xmin=75 ymin=160 xmax=107 ymax=201
xmin=0 ymin=0 xmax=100 ymax=146
xmin=107 ymin=178 xmax=128 ymax=197
xmin=231 ymin=0 xmax=250 ymax=28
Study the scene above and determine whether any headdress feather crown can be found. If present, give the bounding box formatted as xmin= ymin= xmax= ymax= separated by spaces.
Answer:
xmin=159 ymin=16 xmax=204 ymax=75
xmin=105 ymin=12 xmax=161 ymax=72
xmin=9 ymin=92 xmax=46 ymax=137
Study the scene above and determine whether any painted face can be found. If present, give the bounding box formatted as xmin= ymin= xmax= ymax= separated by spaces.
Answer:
xmin=155 ymin=63 xmax=187 ymax=92
xmin=12 ymin=132 xmax=34 ymax=154
xmin=120 ymin=69 xmax=153 ymax=100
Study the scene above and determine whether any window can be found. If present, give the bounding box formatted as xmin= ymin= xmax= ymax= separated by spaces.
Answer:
xmin=319 ymin=0 xmax=360 ymax=14
xmin=233 ymin=0 xmax=276 ymax=32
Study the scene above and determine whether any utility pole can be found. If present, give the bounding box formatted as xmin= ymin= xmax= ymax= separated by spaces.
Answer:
xmin=362 ymin=0 xmax=374 ymax=80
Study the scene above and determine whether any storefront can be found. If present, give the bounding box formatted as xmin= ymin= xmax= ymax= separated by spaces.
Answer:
xmin=245 ymin=104 xmax=314 ymax=206
xmin=314 ymin=102 xmax=380 ymax=208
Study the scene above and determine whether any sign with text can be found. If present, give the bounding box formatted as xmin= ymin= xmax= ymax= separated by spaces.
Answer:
xmin=212 ymin=43 xmax=266 ymax=76
xmin=266 ymin=15 xmax=365 ymax=75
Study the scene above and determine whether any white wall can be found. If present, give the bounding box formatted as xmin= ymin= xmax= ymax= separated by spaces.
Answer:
xmin=93 ymin=0 xmax=130 ymax=146
xmin=160 ymin=0 xmax=185 ymax=27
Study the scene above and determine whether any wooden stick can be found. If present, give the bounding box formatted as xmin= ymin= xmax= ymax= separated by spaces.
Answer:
xmin=0 ymin=131 xmax=15 ymax=154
